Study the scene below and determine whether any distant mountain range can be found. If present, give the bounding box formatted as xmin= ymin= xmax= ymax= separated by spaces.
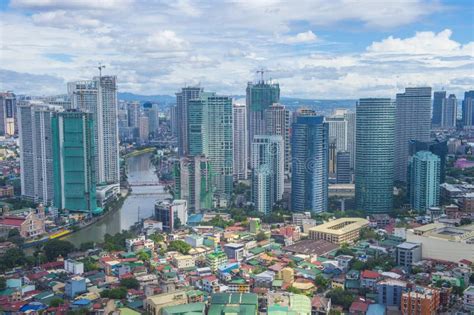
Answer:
xmin=118 ymin=92 xmax=356 ymax=112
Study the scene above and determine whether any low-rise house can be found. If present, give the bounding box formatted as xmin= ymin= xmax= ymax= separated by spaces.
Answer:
xmin=464 ymin=286 xmax=474 ymax=312
xmin=144 ymin=290 xmax=188 ymax=315
xmin=172 ymin=254 xmax=195 ymax=270
xmin=311 ymin=296 xmax=331 ymax=315
xmin=360 ymin=270 xmax=381 ymax=290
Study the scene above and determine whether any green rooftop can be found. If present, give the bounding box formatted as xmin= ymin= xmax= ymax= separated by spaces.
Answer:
xmin=208 ymin=293 xmax=258 ymax=315
xmin=162 ymin=302 xmax=205 ymax=315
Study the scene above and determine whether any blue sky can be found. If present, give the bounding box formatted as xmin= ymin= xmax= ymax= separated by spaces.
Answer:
xmin=0 ymin=0 xmax=472 ymax=98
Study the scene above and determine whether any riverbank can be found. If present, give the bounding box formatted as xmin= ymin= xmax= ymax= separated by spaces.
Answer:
xmin=63 ymin=152 xmax=169 ymax=247
xmin=122 ymin=147 xmax=156 ymax=159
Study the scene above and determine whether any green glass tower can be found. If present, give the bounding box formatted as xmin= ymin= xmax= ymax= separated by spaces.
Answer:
xmin=187 ymin=93 xmax=233 ymax=196
xmin=173 ymin=155 xmax=213 ymax=211
xmin=246 ymin=81 xmax=280 ymax=161
xmin=408 ymin=151 xmax=440 ymax=213
xmin=52 ymin=110 xmax=99 ymax=214
xmin=355 ymin=98 xmax=395 ymax=214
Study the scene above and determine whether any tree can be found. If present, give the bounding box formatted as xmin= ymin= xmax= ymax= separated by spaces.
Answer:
xmin=149 ymin=233 xmax=165 ymax=243
xmin=326 ymin=288 xmax=355 ymax=310
xmin=174 ymin=217 xmax=182 ymax=230
xmin=287 ymin=286 xmax=303 ymax=294
xmin=100 ymin=287 xmax=127 ymax=299
xmin=0 ymin=248 xmax=26 ymax=271
xmin=315 ymin=275 xmax=330 ymax=290
xmin=137 ymin=250 xmax=150 ymax=262
xmin=7 ymin=228 xmax=24 ymax=246
xmin=120 ymin=277 xmax=140 ymax=289
xmin=103 ymin=231 xmax=134 ymax=252
xmin=79 ymin=241 xmax=95 ymax=251
xmin=256 ymin=231 xmax=268 ymax=242
xmin=49 ymin=298 xmax=64 ymax=307
xmin=168 ymin=240 xmax=191 ymax=254
xmin=43 ymin=239 xmax=75 ymax=261
xmin=0 ymin=277 xmax=6 ymax=291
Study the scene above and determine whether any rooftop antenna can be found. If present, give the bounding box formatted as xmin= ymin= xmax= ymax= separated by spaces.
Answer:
xmin=98 ymin=63 xmax=106 ymax=78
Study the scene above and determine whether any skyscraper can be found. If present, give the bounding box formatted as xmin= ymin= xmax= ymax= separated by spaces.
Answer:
xmin=263 ymin=103 xmax=291 ymax=174
xmin=68 ymin=76 xmax=119 ymax=185
xmin=326 ymin=111 xmax=348 ymax=177
xmin=52 ymin=111 xmax=99 ymax=214
xmin=0 ymin=92 xmax=17 ymax=136
xmin=233 ymin=103 xmax=248 ymax=180
xmin=409 ymin=139 xmax=448 ymax=184
xmin=462 ymin=90 xmax=474 ymax=127
xmin=187 ymin=92 xmax=233 ymax=195
xmin=291 ymin=115 xmax=329 ymax=213
xmin=408 ymin=151 xmax=440 ymax=213
xmin=170 ymin=104 xmax=178 ymax=138
xmin=264 ymin=103 xmax=291 ymax=175
xmin=336 ymin=151 xmax=351 ymax=184
xmin=176 ymin=86 xmax=202 ymax=156
xmin=253 ymin=165 xmax=272 ymax=214
xmin=18 ymin=101 xmax=62 ymax=203
xmin=139 ymin=115 xmax=149 ymax=143
xmin=394 ymin=87 xmax=432 ymax=183
xmin=344 ymin=111 xmax=356 ymax=171
xmin=251 ymin=135 xmax=284 ymax=212
xmin=174 ymin=155 xmax=213 ymax=211
xmin=432 ymin=91 xmax=445 ymax=127
xmin=442 ymin=94 xmax=457 ymax=128
xmin=246 ymin=80 xmax=280 ymax=161
xmin=355 ymin=98 xmax=395 ymax=214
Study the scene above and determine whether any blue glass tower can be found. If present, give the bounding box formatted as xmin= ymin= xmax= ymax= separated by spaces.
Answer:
xmin=291 ymin=115 xmax=328 ymax=213
xmin=355 ymin=98 xmax=395 ymax=214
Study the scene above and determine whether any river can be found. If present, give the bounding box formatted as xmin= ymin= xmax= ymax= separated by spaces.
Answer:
xmin=64 ymin=152 xmax=170 ymax=247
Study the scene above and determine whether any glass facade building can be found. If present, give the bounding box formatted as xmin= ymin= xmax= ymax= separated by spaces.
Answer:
xmin=291 ymin=115 xmax=329 ymax=213
xmin=408 ymin=151 xmax=440 ymax=213
xmin=355 ymin=98 xmax=395 ymax=214
xmin=52 ymin=111 xmax=99 ymax=214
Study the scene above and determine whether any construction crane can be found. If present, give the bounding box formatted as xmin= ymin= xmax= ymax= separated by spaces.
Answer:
xmin=98 ymin=63 xmax=106 ymax=77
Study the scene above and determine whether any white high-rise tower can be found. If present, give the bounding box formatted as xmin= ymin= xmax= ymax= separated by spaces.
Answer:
xmin=68 ymin=75 xmax=120 ymax=184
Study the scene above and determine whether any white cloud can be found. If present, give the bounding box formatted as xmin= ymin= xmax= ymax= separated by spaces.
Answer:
xmin=32 ymin=10 xmax=102 ymax=29
xmin=367 ymin=29 xmax=473 ymax=56
xmin=0 ymin=2 xmax=471 ymax=99
xmin=145 ymin=30 xmax=189 ymax=51
xmin=280 ymin=31 xmax=318 ymax=44
xmin=10 ymin=0 xmax=133 ymax=10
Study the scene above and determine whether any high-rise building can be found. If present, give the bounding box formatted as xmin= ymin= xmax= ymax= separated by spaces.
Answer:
xmin=0 ymin=92 xmax=17 ymax=136
xmin=68 ymin=76 xmax=119 ymax=185
xmin=187 ymin=93 xmax=233 ymax=195
xmin=291 ymin=115 xmax=329 ymax=213
xmin=326 ymin=113 xmax=348 ymax=153
xmin=155 ymin=199 xmax=188 ymax=232
xmin=246 ymin=81 xmax=280 ymax=161
xmin=52 ymin=111 xmax=99 ymax=214
xmin=408 ymin=151 xmax=440 ymax=213
xmin=252 ymin=165 xmax=272 ymax=214
xmin=251 ymin=135 xmax=284 ymax=213
xmin=355 ymin=98 xmax=395 ymax=214
xmin=169 ymin=104 xmax=178 ymax=138
xmin=336 ymin=151 xmax=351 ymax=184
xmin=127 ymin=101 xmax=141 ymax=129
xmin=462 ymin=90 xmax=474 ymax=127
xmin=139 ymin=115 xmax=149 ymax=143
xmin=432 ymin=91 xmax=446 ymax=127
xmin=394 ymin=87 xmax=432 ymax=183
xmin=344 ymin=111 xmax=356 ymax=171
xmin=264 ymin=103 xmax=291 ymax=174
xmin=173 ymin=155 xmax=213 ymax=212
xmin=442 ymin=94 xmax=457 ymax=128
xmin=408 ymin=140 xmax=448 ymax=183
xmin=144 ymin=104 xmax=159 ymax=135
xmin=176 ymin=86 xmax=203 ymax=156
xmin=18 ymin=101 xmax=62 ymax=203
xmin=233 ymin=103 xmax=248 ymax=180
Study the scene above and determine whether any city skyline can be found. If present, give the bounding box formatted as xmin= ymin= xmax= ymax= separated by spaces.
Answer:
xmin=0 ymin=0 xmax=472 ymax=99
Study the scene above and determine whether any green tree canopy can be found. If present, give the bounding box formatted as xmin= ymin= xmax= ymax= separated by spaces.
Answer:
xmin=43 ymin=239 xmax=75 ymax=261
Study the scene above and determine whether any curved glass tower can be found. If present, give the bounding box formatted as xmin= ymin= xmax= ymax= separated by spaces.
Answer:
xmin=355 ymin=98 xmax=395 ymax=214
